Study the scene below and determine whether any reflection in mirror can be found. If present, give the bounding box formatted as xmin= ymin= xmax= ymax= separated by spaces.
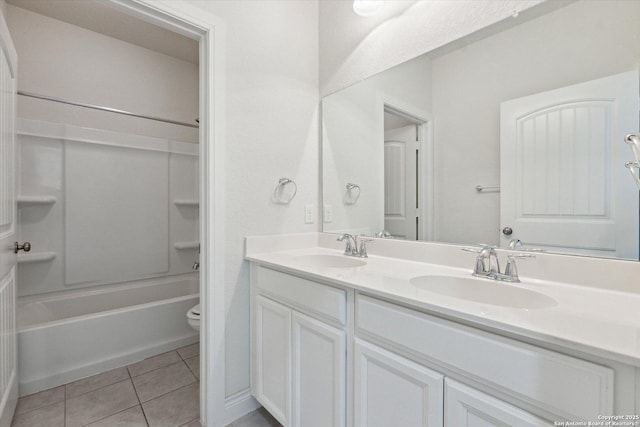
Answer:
xmin=322 ymin=0 xmax=640 ymax=260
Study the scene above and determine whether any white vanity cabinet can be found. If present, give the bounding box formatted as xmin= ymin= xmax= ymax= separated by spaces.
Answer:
xmin=251 ymin=266 xmax=347 ymax=427
xmin=249 ymin=262 xmax=631 ymax=427
xmin=354 ymin=338 xmax=444 ymax=426
xmin=445 ymin=379 xmax=549 ymax=426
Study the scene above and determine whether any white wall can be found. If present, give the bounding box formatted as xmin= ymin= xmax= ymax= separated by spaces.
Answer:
xmin=319 ymin=0 xmax=545 ymax=96
xmin=184 ymin=0 xmax=320 ymax=397
xmin=431 ymin=0 xmax=640 ymax=245
xmin=6 ymin=4 xmax=199 ymax=142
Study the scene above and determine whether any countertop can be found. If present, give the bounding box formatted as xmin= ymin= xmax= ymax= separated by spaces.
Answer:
xmin=246 ymin=241 xmax=640 ymax=367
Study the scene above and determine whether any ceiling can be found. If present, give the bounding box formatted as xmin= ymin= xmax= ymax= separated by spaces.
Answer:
xmin=6 ymin=0 xmax=199 ymax=64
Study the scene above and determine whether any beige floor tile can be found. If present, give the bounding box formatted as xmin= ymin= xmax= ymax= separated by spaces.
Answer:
xmin=184 ymin=355 xmax=199 ymax=380
xmin=15 ymin=385 xmax=64 ymax=415
xmin=177 ymin=343 xmax=199 ymax=360
xmin=132 ymin=362 xmax=196 ymax=402
xmin=231 ymin=408 xmax=281 ymax=427
xmin=11 ymin=401 xmax=64 ymax=427
xmin=85 ymin=405 xmax=148 ymax=426
xmin=65 ymin=379 xmax=139 ymax=427
xmin=142 ymin=382 xmax=199 ymax=427
xmin=66 ymin=366 xmax=130 ymax=398
xmin=128 ymin=351 xmax=182 ymax=377
xmin=179 ymin=419 xmax=201 ymax=427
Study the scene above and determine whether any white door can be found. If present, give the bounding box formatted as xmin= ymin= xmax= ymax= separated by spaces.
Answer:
xmin=291 ymin=312 xmax=345 ymax=427
xmin=253 ymin=296 xmax=290 ymax=426
xmin=501 ymin=71 xmax=640 ymax=259
xmin=0 ymin=7 xmax=17 ymax=427
xmin=445 ymin=379 xmax=550 ymax=426
xmin=384 ymin=125 xmax=418 ymax=239
xmin=354 ymin=339 xmax=443 ymax=427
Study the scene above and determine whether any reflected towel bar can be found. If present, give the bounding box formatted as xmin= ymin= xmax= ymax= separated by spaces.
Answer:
xmin=475 ymin=185 xmax=500 ymax=192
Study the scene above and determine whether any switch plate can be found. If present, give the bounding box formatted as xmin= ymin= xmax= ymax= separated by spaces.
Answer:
xmin=324 ymin=204 xmax=333 ymax=223
xmin=304 ymin=204 xmax=314 ymax=224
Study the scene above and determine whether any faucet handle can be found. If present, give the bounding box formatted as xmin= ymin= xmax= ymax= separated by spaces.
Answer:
xmin=358 ymin=238 xmax=374 ymax=258
xmin=504 ymin=253 xmax=534 ymax=282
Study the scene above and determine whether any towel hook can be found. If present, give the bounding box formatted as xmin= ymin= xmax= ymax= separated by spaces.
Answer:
xmin=274 ymin=177 xmax=297 ymax=204
xmin=345 ymin=182 xmax=361 ymax=204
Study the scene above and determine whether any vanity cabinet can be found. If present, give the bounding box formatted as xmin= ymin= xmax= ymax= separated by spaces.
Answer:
xmin=250 ymin=263 xmax=625 ymax=427
xmin=251 ymin=266 xmax=347 ymax=427
xmin=354 ymin=338 xmax=444 ymax=426
xmin=445 ymin=379 xmax=549 ymax=426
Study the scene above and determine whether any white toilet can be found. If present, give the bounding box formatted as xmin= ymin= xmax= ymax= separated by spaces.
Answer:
xmin=187 ymin=303 xmax=200 ymax=331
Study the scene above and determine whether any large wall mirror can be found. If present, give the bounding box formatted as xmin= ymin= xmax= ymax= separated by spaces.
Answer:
xmin=322 ymin=0 xmax=640 ymax=260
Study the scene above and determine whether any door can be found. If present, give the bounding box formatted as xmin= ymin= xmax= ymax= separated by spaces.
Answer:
xmin=501 ymin=71 xmax=640 ymax=259
xmin=291 ymin=312 xmax=345 ymax=427
xmin=445 ymin=379 xmax=550 ymax=426
xmin=253 ymin=296 xmax=290 ymax=426
xmin=354 ymin=339 xmax=443 ymax=427
xmin=0 ymin=7 xmax=17 ymax=427
xmin=384 ymin=125 xmax=418 ymax=239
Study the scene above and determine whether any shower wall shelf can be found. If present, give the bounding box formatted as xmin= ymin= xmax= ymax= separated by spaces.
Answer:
xmin=174 ymin=241 xmax=199 ymax=250
xmin=17 ymin=196 xmax=57 ymax=206
xmin=17 ymin=252 xmax=57 ymax=264
xmin=174 ymin=199 xmax=199 ymax=207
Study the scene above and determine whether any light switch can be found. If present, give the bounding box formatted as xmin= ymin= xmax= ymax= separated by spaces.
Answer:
xmin=324 ymin=204 xmax=333 ymax=223
xmin=304 ymin=204 xmax=314 ymax=224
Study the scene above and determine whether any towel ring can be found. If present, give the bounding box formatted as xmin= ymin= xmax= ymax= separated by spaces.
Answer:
xmin=274 ymin=177 xmax=297 ymax=204
xmin=345 ymin=182 xmax=360 ymax=204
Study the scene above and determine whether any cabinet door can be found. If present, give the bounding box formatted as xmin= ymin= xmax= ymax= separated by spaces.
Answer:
xmin=254 ymin=296 xmax=291 ymax=425
xmin=354 ymin=339 xmax=444 ymax=427
xmin=445 ymin=379 xmax=551 ymax=426
xmin=292 ymin=312 xmax=346 ymax=427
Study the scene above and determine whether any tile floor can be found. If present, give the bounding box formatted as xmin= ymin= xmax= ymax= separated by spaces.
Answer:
xmin=11 ymin=342 xmax=281 ymax=427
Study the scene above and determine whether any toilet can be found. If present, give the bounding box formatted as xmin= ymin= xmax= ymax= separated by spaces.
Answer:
xmin=187 ymin=303 xmax=200 ymax=331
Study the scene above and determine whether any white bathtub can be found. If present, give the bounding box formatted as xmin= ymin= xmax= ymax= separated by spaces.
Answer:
xmin=17 ymin=275 xmax=199 ymax=396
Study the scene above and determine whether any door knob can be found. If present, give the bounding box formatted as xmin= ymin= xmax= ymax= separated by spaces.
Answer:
xmin=502 ymin=227 xmax=513 ymax=236
xmin=14 ymin=242 xmax=31 ymax=253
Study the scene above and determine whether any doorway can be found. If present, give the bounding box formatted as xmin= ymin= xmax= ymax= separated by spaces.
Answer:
xmin=0 ymin=1 xmax=225 ymax=426
xmin=383 ymin=105 xmax=433 ymax=241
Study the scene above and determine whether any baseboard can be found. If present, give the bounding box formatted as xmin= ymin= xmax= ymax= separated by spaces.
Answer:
xmin=225 ymin=388 xmax=260 ymax=425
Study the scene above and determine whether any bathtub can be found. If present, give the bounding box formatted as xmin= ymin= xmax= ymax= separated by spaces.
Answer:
xmin=17 ymin=275 xmax=199 ymax=396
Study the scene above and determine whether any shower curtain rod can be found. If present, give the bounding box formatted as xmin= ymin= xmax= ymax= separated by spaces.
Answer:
xmin=17 ymin=91 xmax=199 ymax=129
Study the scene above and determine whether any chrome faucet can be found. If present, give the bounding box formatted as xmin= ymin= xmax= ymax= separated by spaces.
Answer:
xmin=463 ymin=244 xmax=533 ymax=283
xmin=474 ymin=245 xmax=500 ymax=278
xmin=192 ymin=261 xmax=199 ymax=270
xmin=337 ymin=234 xmax=371 ymax=258
xmin=376 ymin=229 xmax=392 ymax=238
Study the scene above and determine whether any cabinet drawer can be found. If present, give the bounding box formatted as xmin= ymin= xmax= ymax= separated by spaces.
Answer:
xmin=255 ymin=266 xmax=347 ymax=325
xmin=356 ymin=294 xmax=613 ymax=421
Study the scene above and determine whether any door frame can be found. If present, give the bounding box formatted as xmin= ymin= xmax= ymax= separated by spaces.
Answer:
xmin=107 ymin=1 xmax=226 ymax=426
xmin=377 ymin=92 xmax=434 ymax=241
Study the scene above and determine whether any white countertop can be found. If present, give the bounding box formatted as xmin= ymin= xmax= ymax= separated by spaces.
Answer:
xmin=245 ymin=236 xmax=640 ymax=367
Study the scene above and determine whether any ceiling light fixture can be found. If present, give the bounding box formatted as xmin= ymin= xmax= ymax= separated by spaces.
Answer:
xmin=353 ymin=0 xmax=384 ymax=17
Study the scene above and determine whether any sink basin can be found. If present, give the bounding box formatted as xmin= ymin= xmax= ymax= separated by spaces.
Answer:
xmin=410 ymin=275 xmax=557 ymax=309
xmin=295 ymin=254 xmax=366 ymax=269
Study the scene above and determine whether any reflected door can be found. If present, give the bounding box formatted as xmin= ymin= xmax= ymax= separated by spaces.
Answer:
xmin=384 ymin=125 xmax=418 ymax=240
xmin=500 ymin=71 xmax=640 ymax=259
xmin=0 ymin=6 xmax=18 ymax=426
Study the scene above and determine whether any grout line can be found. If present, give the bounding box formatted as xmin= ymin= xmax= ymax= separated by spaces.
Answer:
xmin=11 ymin=401 xmax=63 ymax=422
xmin=140 ymin=381 xmax=198 ymax=408
xmin=131 ymin=378 xmax=151 ymax=427
xmin=183 ymin=357 xmax=199 ymax=380
xmin=129 ymin=351 xmax=183 ymax=378
xmin=82 ymin=403 xmax=142 ymax=427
